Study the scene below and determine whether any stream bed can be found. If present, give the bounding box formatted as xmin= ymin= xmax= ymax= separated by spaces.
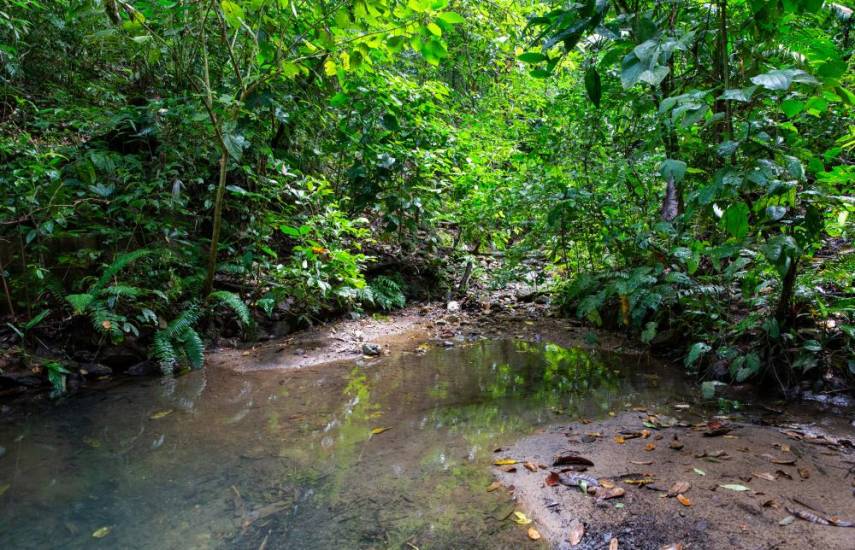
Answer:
xmin=0 ymin=340 xmax=693 ymax=549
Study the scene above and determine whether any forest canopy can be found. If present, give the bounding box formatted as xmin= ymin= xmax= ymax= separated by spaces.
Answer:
xmin=0 ymin=0 xmax=852 ymax=390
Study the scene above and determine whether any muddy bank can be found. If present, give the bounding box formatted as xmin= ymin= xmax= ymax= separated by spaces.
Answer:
xmin=212 ymin=296 xmax=638 ymax=373
xmin=492 ymin=409 xmax=855 ymax=549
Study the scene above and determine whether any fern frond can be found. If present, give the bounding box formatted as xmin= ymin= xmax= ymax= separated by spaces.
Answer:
xmin=152 ymin=331 xmax=178 ymax=375
xmin=92 ymin=249 xmax=153 ymax=293
xmin=368 ymin=276 xmax=406 ymax=311
xmin=178 ymin=327 xmax=205 ymax=369
xmin=208 ymin=290 xmax=252 ymax=326
xmin=99 ymin=285 xmax=145 ymax=298
xmin=66 ymin=293 xmax=95 ymax=314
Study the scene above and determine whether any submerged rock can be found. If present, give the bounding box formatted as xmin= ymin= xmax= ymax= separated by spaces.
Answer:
xmin=361 ymin=343 xmax=382 ymax=356
xmin=126 ymin=360 xmax=157 ymax=376
xmin=79 ymin=363 xmax=113 ymax=378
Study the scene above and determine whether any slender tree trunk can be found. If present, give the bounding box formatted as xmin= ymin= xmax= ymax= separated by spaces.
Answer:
xmin=204 ymin=151 xmax=229 ymax=295
xmin=775 ymin=257 xmax=798 ymax=328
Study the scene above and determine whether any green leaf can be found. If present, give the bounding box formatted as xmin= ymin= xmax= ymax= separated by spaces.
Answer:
xmin=686 ymin=342 xmax=711 ymax=367
xmin=701 ymin=381 xmax=716 ymax=399
xmin=723 ymin=202 xmax=750 ymax=240
xmin=518 ymin=52 xmax=547 ymax=63
xmin=660 ymin=159 xmax=687 ymax=183
xmin=751 ymin=69 xmax=818 ymax=91
xmin=781 ymin=99 xmax=804 ymax=117
xmin=719 ymin=86 xmax=757 ymax=102
xmin=437 ymin=11 xmax=465 ymax=25
xmin=584 ymin=67 xmax=601 ymax=108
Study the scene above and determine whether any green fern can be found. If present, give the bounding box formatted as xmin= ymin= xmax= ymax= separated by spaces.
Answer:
xmin=92 ymin=249 xmax=153 ymax=292
xmin=368 ymin=276 xmax=406 ymax=311
xmin=151 ymin=305 xmax=203 ymax=374
xmin=208 ymin=290 xmax=252 ymax=326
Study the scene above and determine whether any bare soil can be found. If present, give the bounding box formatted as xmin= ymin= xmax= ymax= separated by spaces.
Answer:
xmin=492 ymin=410 xmax=855 ymax=550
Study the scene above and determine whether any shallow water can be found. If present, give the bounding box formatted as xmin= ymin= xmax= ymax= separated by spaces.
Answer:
xmin=0 ymin=340 xmax=693 ymax=549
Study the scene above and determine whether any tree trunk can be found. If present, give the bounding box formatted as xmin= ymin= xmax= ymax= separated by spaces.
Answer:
xmin=204 ymin=151 xmax=229 ymax=295
xmin=775 ymin=257 xmax=798 ymax=328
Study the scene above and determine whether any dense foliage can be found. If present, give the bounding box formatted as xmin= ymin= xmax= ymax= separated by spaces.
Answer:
xmin=0 ymin=0 xmax=852 ymax=392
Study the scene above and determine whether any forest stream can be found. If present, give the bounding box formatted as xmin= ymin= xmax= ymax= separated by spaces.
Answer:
xmin=1 ymin=326 xmax=853 ymax=549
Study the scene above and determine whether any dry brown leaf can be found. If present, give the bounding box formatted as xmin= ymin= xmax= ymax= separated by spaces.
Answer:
xmin=668 ymin=481 xmax=691 ymax=497
xmin=614 ymin=435 xmax=626 ymax=444
xmin=553 ymin=454 xmax=594 ymax=467
xmin=669 ymin=440 xmax=684 ymax=450
xmin=630 ymin=460 xmax=653 ymax=465
xmin=753 ymin=472 xmax=775 ymax=481
xmin=568 ymin=518 xmax=585 ymax=546
xmin=609 ymin=537 xmax=619 ymax=550
xmin=599 ymin=479 xmax=615 ymax=489
xmin=487 ymin=481 xmax=502 ymax=492
xmin=524 ymin=461 xmax=538 ymax=472
xmin=601 ymin=487 xmax=625 ymax=500
xmin=642 ymin=429 xmax=652 ymax=439
xmin=500 ymin=465 xmax=518 ymax=473
xmin=645 ymin=443 xmax=656 ymax=452
xmin=798 ymin=468 xmax=810 ymax=479
xmin=676 ymin=494 xmax=692 ymax=507
xmin=528 ymin=527 xmax=541 ymax=541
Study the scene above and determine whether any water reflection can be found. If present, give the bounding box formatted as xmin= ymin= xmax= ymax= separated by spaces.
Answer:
xmin=0 ymin=340 xmax=689 ymax=549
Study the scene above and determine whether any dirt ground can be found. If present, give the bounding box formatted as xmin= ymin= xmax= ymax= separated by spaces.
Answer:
xmin=492 ymin=410 xmax=855 ymax=550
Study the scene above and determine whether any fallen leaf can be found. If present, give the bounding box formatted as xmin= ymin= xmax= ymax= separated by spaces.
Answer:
xmin=487 ymin=481 xmax=502 ymax=492
xmin=753 ymin=472 xmax=775 ymax=481
xmin=495 ymin=458 xmax=518 ymax=466
xmin=553 ymin=454 xmax=594 ymax=467
xmin=676 ymin=494 xmax=692 ymax=507
xmin=669 ymin=440 xmax=684 ymax=451
xmin=660 ymin=545 xmax=684 ymax=550
xmin=630 ymin=460 xmax=653 ymax=465
xmin=624 ymin=478 xmax=655 ymax=485
xmin=545 ymin=472 xmax=560 ymax=487
xmin=500 ymin=465 xmax=518 ymax=473
xmin=512 ymin=511 xmax=532 ymax=525
xmin=370 ymin=426 xmax=391 ymax=435
xmin=703 ymin=421 xmax=732 ymax=437
xmin=798 ymin=468 xmax=810 ymax=479
xmin=614 ymin=435 xmax=626 ymax=444
xmin=668 ymin=481 xmax=691 ymax=497
xmin=528 ymin=527 xmax=541 ymax=540
xmin=779 ymin=515 xmax=795 ymax=526
xmin=693 ymin=468 xmax=706 ymax=476
xmin=770 ymin=457 xmax=796 ymax=465
xmin=568 ymin=518 xmax=585 ymax=545
xmin=641 ymin=429 xmax=651 ymax=439
xmin=149 ymin=409 xmax=173 ymax=420
xmin=775 ymin=469 xmax=793 ymax=480
xmin=645 ymin=443 xmax=656 ymax=452
xmin=609 ymin=537 xmax=619 ymax=550
xmin=599 ymin=479 xmax=615 ymax=489
xmin=600 ymin=487 xmax=625 ymax=500
xmin=92 ymin=527 xmax=111 ymax=539
xmin=524 ymin=461 xmax=538 ymax=472
xmin=719 ymin=484 xmax=750 ymax=492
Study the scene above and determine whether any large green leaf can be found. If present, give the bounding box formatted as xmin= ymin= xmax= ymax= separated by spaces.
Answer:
xmin=723 ymin=202 xmax=750 ymax=240
xmin=584 ymin=67 xmax=601 ymax=107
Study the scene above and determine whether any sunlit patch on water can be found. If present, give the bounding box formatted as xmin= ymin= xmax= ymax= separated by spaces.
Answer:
xmin=0 ymin=340 xmax=690 ymax=549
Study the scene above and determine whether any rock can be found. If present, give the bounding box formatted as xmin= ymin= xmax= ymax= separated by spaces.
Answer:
xmin=0 ymin=372 xmax=43 ymax=388
xmin=97 ymin=347 xmax=145 ymax=369
xmin=362 ymin=343 xmax=382 ymax=356
xmin=446 ymin=301 xmax=460 ymax=312
xmin=126 ymin=360 xmax=157 ymax=376
xmin=79 ymin=363 xmax=113 ymax=378
xmin=445 ymin=314 xmax=460 ymax=323
xmin=434 ymin=319 xmax=448 ymax=326
xmin=442 ymin=340 xmax=455 ymax=348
